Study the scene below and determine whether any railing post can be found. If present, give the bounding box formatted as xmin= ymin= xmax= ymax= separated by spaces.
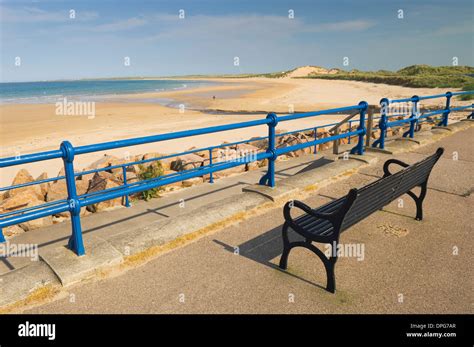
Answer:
xmin=122 ymin=166 xmax=131 ymax=207
xmin=259 ymin=112 xmax=278 ymax=187
xmin=208 ymin=148 xmax=214 ymax=183
xmin=347 ymin=121 xmax=352 ymax=144
xmin=333 ymin=126 xmax=340 ymax=154
xmin=60 ymin=141 xmax=85 ymax=256
xmin=365 ymin=105 xmax=374 ymax=147
xmin=404 ymin=95 xmax=419 ymax=138
xmin=350 ymin=101 xmax=368 ymax=155
xmin=313 ymin=127 xmax=318 ymax=154
xmin=440 ymin=91 xmax=452 ymax=127
xmin=0 ymin=229 xmax=5 ymax=243
xmin=372 ymin=98 xmax=389 ymax=149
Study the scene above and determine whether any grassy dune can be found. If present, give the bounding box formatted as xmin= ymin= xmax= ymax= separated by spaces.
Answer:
xmin=304 ymin=65 xmax=474 ymax=100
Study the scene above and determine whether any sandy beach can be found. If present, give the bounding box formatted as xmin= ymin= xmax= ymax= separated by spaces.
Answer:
xmin=0 ymin=77 xmax=467 ymax=185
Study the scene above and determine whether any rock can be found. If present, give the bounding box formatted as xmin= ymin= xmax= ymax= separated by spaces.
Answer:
xmin=87 ymin=154 xmax=126 ymax=175
xmin=317 ymin=131 xmax=332 ymax=151
xmin=276 ymin=133 xmax=312 ymax=157
xmin=52 ymin=216 xmax=68 ymax=224
xmin=46 ymin=179 xmax=89 ymax=217
xmin=162 ymin=170 xmax=182 ymax=187
xmin=141 ymin=153 xmax=170 ymax=171
xmin=4 ymin=169 xmax=43 ymax=200
xmin=0 ymin=194 xmax=52 ymax=231
xmin=116 ymin=171 xmax=138 ymax=184
xmin=3 ymin=225 xmax=24 ymax=238
xmin=195 ymin=148 xmax=220 ymax=160
xmin=35 ymin=172 xmax=50 ymax=197
xmin=19 ymin=215 xmax=53 ymax=231
xmin=181 ymin=177 xmax=203 ymax=187
xmin=246 ymin=161 xmax=260 ymax=171
xmin=0 ymin=190 xmax=43 ymax=211
xmin=46 ymin=179 xmax=87 ymax=202
xmin=170 ymin=153 xmax=204 ymax=171
xmin=249 ymin=137 xmax=268 ymax=150
xmin=233 ymin=143 xmax=260 ymax=160
xmin=86 ymin=172 xmax=123 ymax=212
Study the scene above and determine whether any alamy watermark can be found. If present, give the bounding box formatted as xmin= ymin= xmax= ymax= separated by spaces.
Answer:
xmin=0 ymin=242 xmax=38 ymax=261
xmin=216 ymin=148 xmax=258 ymax=163
xmin=55 ymin=97 xmax=95 ymax=119
xmin=324 ymin=241 xmax=365 ymax=261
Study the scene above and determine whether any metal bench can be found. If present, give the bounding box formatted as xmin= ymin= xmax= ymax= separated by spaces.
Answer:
xmin=279 ymin=148 xmax=444 ymax=293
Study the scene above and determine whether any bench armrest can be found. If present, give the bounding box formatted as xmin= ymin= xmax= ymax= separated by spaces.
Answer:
xmin=283 ymin=200 xmax=335 ymax=223
xmin=383 ymin=158 xmax=410 ymax=177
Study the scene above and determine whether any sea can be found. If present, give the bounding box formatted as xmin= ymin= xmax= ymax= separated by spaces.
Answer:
xmin=0 ymin=79 xmax=217 ymax=104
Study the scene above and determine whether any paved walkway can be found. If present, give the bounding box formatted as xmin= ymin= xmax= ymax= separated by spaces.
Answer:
xmin=22 ymin=127 xmax=473 ymax=313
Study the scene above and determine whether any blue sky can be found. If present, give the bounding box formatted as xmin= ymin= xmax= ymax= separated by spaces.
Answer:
xmin=1 ymin=0 xmax=473 ymax=82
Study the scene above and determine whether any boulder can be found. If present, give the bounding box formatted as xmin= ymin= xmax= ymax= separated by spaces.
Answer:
xmin=195 ymin=148 xmax=220 ymax=160
xmin=0 ymin=189 xmax=43 ymax=211
xmin=35 ymin=172 xmax=50 ymax=197
xmin=116 ymin=171 xmax=138 ymax=184
xmin=87 ymin=154 xmax=126 ymax=175
xmin=4 ymin=169 xmax=43 ymax=200
xmin=317 ymin=130 xmax=332 ymax=151
xmin=246 ymin=161 xmax=260 ymax=171
xmin=141 ymin=153 xmax=170 ymax=171
xmin=181 ymin=177 xmax=204 ymax=187
xmin=248 ymin=137 xmax=268 ymax=150
xmin=276 ymin=133 xmax=312 ymax=157
xmin=170 ymin=153 xmax=204 ymax=171
xmin=3 ymin=225 xmax=24 ymax=238
xmin=19 ymin=215 xmax=53 ymax=231
xmin=0 ymin=193 xmax=52 ymax=231
xmin=162 ymin=170 xmax=182 ymax=187
xmin=86 ymin=172 xmax=123 ymax=212
xmin=46 ymin=178 xmax=89 ymax=202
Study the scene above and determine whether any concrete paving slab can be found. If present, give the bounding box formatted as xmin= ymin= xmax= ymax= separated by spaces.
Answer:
xmin=40 ymin=234 xmax=123 ymax=286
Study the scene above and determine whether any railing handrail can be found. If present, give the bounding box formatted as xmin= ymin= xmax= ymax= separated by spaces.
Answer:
xmin=372 ymin=90 xmax=473 ymax=149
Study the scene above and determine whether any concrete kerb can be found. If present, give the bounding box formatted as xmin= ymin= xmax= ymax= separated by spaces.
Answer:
xmin=107 ymin=192 xmax=269 ymax=258
xmin=0 ymin=261 xmax=60 ymax=309
xmin=1 ymin=121 xmax=471 ymax=310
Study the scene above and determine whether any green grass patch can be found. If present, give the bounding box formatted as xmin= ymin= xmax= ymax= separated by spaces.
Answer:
xmin=137 ymin=162 xmax=164 ymax=201
xmin=304 ymin=65 xmax=474 ymax=90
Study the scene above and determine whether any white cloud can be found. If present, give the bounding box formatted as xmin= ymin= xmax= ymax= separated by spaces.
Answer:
xmin=0 ymin=6 xmax=98 ymax=23
xmin=435 ymin=21 xmax=474 ymax=35
xmin=143 ymin=14 xmax=375 ymax=42
xmin=92 ymin=17 xmax=147 ymax=32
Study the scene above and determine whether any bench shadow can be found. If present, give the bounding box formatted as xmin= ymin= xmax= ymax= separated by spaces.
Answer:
xmin=212 ymin=225 xmax=327 ymax=291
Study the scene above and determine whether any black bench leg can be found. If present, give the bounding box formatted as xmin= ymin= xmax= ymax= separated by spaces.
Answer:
xmin=407 ymin=181 xmax=428 ymax=221
xmin=279 ymin=222 xmax=291 ymax=270
xmin=279 ymin=224 xmax=339 ymax=293
xmin=325 ymin=257 xmax=337 ymax=293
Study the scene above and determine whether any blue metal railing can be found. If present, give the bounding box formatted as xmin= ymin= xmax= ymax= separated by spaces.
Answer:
xmin=0 ymin=102 xmax=368 ymax=255
xmin=1 ymin=90 xmax=471 ymax=256
xmin=372 ymin=91 xmax=473 ymax=149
